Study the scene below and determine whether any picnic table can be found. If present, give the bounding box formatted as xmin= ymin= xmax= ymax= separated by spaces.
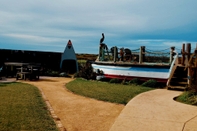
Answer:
xmin=4 ymin=62 xmax=40 ymax=80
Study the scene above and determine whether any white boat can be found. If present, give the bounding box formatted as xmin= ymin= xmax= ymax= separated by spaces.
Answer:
xmin=91 ymin=35 xmax=177 ymax=83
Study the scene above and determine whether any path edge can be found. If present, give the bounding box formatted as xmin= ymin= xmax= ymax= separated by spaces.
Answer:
xmin=38 ymin=87 xmax=67 ymax=131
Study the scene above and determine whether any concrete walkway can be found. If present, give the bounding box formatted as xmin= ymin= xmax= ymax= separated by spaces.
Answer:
xmin=109 ymin=89 xmax=197 ymax=131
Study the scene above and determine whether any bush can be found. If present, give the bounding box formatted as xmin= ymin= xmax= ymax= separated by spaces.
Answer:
xmin=109 ymin=78 xmax=120 ymax=83
xmin=142 ymin=79 xmax=157 ymax=87
xmin=129 ymin=78 xmax=140 ymax=85
xmin=74 ymin=61 xmax=96 ymax=80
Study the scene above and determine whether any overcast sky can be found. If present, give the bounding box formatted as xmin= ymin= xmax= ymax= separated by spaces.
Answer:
xmin=0 ymin=0 xmax=197 ymax=54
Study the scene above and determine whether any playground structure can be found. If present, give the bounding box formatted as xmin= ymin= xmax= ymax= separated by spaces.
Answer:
xmin=94 ymin=42 xmax=197 ymax=90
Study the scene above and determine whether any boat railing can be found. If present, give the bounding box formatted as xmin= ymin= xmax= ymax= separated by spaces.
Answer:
xmin=98 ymin=45 xmax=175 ymax=65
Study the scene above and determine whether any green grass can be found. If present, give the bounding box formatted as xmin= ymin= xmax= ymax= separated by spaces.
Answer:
xmin=0 ymin=82 xmax=58 ymax=131
xmin=66 ymin=78 xmax=154 ymax=105
xmin=176 ymin=91 xmax=197 ymax=106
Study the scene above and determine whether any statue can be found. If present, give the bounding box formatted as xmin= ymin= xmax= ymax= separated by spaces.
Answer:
xmin=100 ymin=33 xmax=105 ymax=44
xmin=99 ymin=33 xmax=108 ymax=60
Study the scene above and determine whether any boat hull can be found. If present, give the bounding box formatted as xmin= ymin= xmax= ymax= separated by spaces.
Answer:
xmin=92 ymin=63 xmax=171 ymax=83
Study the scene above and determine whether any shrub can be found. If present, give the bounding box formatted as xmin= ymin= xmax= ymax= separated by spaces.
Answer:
xmin=129 ymin=78 xmax=140 ymax=85
xmin=109 ymin=78 xmax=120 ymax=83
xmin=142 ymin=79 xmax=157 ymax=87
xmin=74 ymin=61 xmax=96 ymax=80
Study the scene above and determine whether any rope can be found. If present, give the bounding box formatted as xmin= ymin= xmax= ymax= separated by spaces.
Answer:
xmin=131 ymin=48 xmax=140 ymax=51
xmin=146 ymin=47 xmax=170 ymax=52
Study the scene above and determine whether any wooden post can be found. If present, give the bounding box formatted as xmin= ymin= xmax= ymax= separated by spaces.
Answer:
xmin=196 ymin=44 xmax=197 ymax=67
xmin=194 ymin=44 xmax=197 ymax=85
xmin=170 ymin=46 xmax=175 ymax=63
xmin=181 ymin=43 xmax=185 ymax=65
xmin=186 ymin=43 xmax=191 ymax=88
xmin=186 ymin=43 xmax=191 ymax=62
xmin=114 ymin=46 xmax=117 ymax=62
xmin=196 ymin=43 xmax=197 ymax=49
xmin=142 ymin=46 xmax=145 ymax=62
xmin=139 ymin=46 xmax=145 ymax=64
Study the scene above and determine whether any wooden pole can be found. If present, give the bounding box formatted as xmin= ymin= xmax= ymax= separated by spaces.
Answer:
xmin=196 ymin=44 xmax=197 ymax=67
xmin=194 ymin=44 xmax=197 ymax=85
xmin=186 ymin=43 xmax=191 ymax=88
xmin=139 ymin=46 xmax=145 ymax=64
xmin=182 ymin=43 xmax=185 ymax=65
xmin=142 ymin=46 xmax=145 ymax=63
xmin=186 ymin=43 xmax=191 ymax=62
xmin=170 ymin=46 xmax=175 ymax=63
xmin=196 ymin=43 xmax=197 ymax=49
xmin=114 ymin=46 xmax=117 ymax=62
xmin=139 ymin=46 xmax=143 ymax=64
xmin=195 ymin=48 xmax=197 ymax=67
xmin=139 ymin=46 xmax=142 ymax=64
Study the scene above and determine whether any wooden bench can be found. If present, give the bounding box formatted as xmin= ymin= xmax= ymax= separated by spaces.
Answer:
xmin=16 ymin=72 xmax=31 ymax=80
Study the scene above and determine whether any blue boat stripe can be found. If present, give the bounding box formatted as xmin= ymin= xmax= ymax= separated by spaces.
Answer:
xmin=92 ymin=65 xmax=169 ymax=73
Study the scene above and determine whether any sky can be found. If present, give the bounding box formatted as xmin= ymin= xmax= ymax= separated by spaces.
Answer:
xmin=0 ymin=0 xmax=197 ymax=54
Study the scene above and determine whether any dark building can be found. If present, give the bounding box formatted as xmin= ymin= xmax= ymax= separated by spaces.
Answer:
xmin=0 ymin=49 xmax=62 ymax=76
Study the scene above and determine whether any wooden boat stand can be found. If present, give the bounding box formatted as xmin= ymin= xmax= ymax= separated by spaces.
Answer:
xmin=167 ymin=43 xmax=197 ymax=90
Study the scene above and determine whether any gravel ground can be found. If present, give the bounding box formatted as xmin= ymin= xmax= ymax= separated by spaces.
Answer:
xmin=20 ymin=77 xmax=124 ymax=131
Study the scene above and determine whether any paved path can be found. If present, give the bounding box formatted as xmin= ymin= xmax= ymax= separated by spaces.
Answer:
xmin=109 ymin=89 xmax=197 ymax=131
xmin=20 ymin=77 xmax=124 ymax=131
xmin=2 ymin=77 xmax=197 ymax=131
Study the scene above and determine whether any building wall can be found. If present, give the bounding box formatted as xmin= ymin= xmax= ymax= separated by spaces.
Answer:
xmin=0 ymin=49 xmax=62 ymax=71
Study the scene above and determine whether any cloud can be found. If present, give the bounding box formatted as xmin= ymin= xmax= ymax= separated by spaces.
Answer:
xmin=3 ymin=34 xmax=65 ymax=43
xmin=0 ymin=0 xmax=197 ymax=53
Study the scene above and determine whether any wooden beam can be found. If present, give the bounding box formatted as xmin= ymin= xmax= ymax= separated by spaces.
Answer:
xmin=139 ymin=46 xmax=145 ymax=64
xmin=113 ymin=46 xmax=117 ymax=62
xmin=182 ymin=43 xmax=185 ymax=65
xmin=186 ymin=43 xmax=191 ymax=88
xmin=186 ymin=43 xmax=191 ymax=62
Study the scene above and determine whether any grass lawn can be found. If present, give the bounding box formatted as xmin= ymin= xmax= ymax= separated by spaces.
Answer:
xmin=0 ymin=82 xmax=58 ymax=131
xmin=176 ymin=91 xmax=197 ymax=106
xmin=66 ymin=78 xmax=154 ymax=105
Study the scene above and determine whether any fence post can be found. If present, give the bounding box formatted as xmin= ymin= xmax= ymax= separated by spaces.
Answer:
xmin=194 ymin=44 xmax=197 ymax=86
xmin=139 ymin=46 xmax=145 ymax=64
xmin=196 ymin=43 xmax=197 ymax=67
xmin=114 ymin=46 xmax=117 ymax=62
xmin=181 ymin=44 xmax=185 ymax=65
xmin=186 ymin=43 xmax=191 ymax=88
xmin=186 ymin=43 xmax=191 ymax=62
xmin=170 ymin=46 xmax=175 ymax=63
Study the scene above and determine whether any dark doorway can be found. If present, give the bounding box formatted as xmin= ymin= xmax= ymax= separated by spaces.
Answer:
xmin=61 ymin=60 xmax=77 ymax=74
